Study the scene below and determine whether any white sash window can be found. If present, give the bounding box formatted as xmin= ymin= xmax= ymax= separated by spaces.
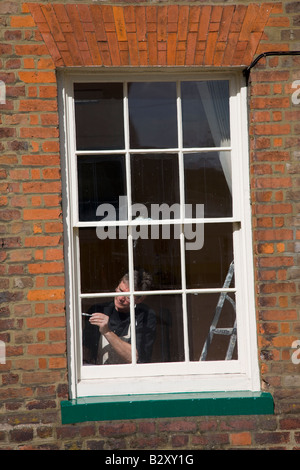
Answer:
xmin=59 ymin=71 xmax=260 ymax=398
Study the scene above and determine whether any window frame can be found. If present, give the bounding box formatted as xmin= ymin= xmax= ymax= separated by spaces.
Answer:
xmin=58 ymin=69 xmax=260 ymax=400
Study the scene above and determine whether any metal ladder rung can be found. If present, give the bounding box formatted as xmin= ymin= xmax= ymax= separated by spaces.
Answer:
xmin=213 ymin=327 xmax=236 ymax=336
xmin=199 ymin=261 xmax=236 ymax=361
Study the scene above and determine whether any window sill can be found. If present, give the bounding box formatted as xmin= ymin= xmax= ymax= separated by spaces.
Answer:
xmin=60 ymin=391 xmax=274 ymax=424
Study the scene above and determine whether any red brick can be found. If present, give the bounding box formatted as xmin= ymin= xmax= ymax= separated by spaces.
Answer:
xmin=26 ymin=316 xmax=65 ymax=329
xmin=85 ymin=32 xmax=102 ymax=65
xmin=98 ymin=422 xmax=136 ymax=436
xmin=11 ymin=15 xmax=36 ymax=27
xmin=22 ymin=154 xmax=60 ymax=166
xmin=15 ymin=44 xmax=49 ymax=57
xmin=167 ymin=32 xmax=177 ymax=65
xmin=23 ymin=209 xmax=61 ymax=221
xmin=23 ymin=181 xmax=61 ymax=193
xmin=10 ymin=427 xmax=34 ymax=443
xmin=18 ymin=71 xmax=56 ymax=84
xmin=21 ymin=127 xmax=59 ymax=139
xmin=19 ymin=99 xmax=57 ymax=112
xmin=49 ymin=358 xmax=67 ymax=369
xmin=24 ymin=236 xmax=61 ymax=247
xmin=177 ymin=6 xmax=189 ymax=41
xmin=27 ymin=289 xmax=65 ymax=301
xmin=135 ymin=6 xmax=147 ymax=42
xmin=113 ymin=6 xmax=127 ymax=42
xmin=230 ymin=431 xmax=252 ymax=447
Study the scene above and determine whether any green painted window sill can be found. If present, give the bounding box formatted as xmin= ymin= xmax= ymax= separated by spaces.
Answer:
xmin=60 ymin=391 xmax=274 ymax=424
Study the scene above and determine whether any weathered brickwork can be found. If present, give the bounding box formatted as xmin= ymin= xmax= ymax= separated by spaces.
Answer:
xmin=0 ymin=0 xmax=300 ymax=450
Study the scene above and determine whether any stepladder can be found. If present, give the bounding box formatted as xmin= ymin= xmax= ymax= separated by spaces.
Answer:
xmin=199 ymin=261 xmax=237 ymax=361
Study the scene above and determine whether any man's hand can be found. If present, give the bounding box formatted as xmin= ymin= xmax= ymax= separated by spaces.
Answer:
xmin=89 ymin=313 xmax=137 ymax=363
xmin=89 ymin=312 xmax=110 ymax=335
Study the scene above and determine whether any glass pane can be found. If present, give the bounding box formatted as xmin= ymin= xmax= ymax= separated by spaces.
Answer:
xmin=82 ymin=296 xmax=114 ymax=365
xmin=145 ymin=295 xmax=184 ymax=363
xmin=131 ymin=154 xmax=180 ymax=216
xmin=128 ymin=82 xmax=177 ymax=149
xmin=187 ymin=293 xmax=237 ymax=361
xmin=185 ymin=223 xmax=234 ymax=289
xmin=81 ymin=285 xmax=157 ymax=365
xmin=181 ymin=81 xmax=230 ymax=148
xmin=184 ymin=152 xmax=232 ymax=218
xmin=133 ymin=227 xmax=181 ymax=291
xmin=79 ymin=228 xmax=128 ymax=293
xmin=74 ymin=83 xmax=124 ymax=150
xmin=77 ymin=155 xmax=126 ymax=221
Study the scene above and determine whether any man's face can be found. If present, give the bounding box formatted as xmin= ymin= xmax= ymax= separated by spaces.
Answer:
xmin=114 ymin=280 xmax=130 ymax=313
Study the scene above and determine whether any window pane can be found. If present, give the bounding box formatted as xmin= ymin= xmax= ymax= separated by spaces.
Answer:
xmin=82 ymin=296 xmax=136 ymax=365
xmin=145 ymin=294 xmax=184 ymax=363
xmin=133 ymin=227 xmax=181 ymax=291
xmin=185 ymin=223 xmax=234 ymax=289
xmin=79 ymin=228 xmax=128 ymax=294
xmin=128 ymin=82 xmax=177 ymax=149
xmin=131 ymin=153 xmax=180 ymax=214
xmin=77 ymin=155 xmax=126 ymax=221
xmin=184 ymin=152 xmax=232 ymax=218
xmin=74 ymin=83 xmax=124 ymax=150
xmin=181 ymin=81 xmax=230 ymax=148
xmin=81 ymin=294 xmax=157 ymax=365
xmin=82 ymin=296 xmax=115 ymax=365
xmin=187 ymin=293 xmax=237 ymax=361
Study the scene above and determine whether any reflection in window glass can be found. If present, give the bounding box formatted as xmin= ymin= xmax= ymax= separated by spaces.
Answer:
xmin=82 ymin=296 xmax=114 ymax=365
xmin=74 ymin=83 xmax=124 ymax=150
xmin=185 ymin=223 xmax=234 ymax=289
xmin=181 ymin=81 xmax=230 ymax=148
xmin=184 ymin=152 xmax=232 ymax=218
xmin=133 ymin=230 xmax=181 ymax=291
xmin=82 ymin=294 xmax=185 ymax=365
xmin=145 ymin=295 xmax=184 ymax=363
xmin=128 ymin=82 xmax=177 ymax=149
xmin=131 ymin=154 xmax=180 ymax=213
xmin=77 ymin=155 xmax=126 ymax=221
xmin=82 ymin=295 xmax=157 ymax=365
xmin=187 ymin=292 xmax=237 ymax=362
xmin=79 ymin=228 xmax=128 ymax=294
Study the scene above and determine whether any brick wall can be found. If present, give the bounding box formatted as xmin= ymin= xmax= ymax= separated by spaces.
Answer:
xmin=1 ymin=0 xmax=300 ymax=450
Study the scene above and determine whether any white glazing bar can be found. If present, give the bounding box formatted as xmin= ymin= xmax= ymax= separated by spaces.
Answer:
xmin=128 ymin=227 xmax=137 ymax=365
xmin=124 ymin=82 xmax=137 ymax=366
xmin=177 ymin=80 xmax=190 ymax=363
xmin=181 ymin=147 xmax=232 ymax=153
xmin=74 ymin=228 xmax=84 ymax=371
xmin=74 ymin=217 xmax=240 ymax=228
xmin=79 ymin=287 xmax=236 ymax=299
xmin=68 ymin=82 xmax=80 ymax=227
xmin=124 ymin=82 xmax=132 ymax=224
xmin=68 ymin=80 xmax=85 ymax=378
xmin=75 ymin=146 xmax=232 ymax=156
xmin=76 ymin=149 xmax=126 ymax=155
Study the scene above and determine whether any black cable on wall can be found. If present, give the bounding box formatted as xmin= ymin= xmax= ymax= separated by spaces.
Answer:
xmin=243 ymin=51 xmax=300 ymax=85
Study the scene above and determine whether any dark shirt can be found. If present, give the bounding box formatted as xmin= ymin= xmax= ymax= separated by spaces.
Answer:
xmin=82 ymin=302 xmax=156 ymax=364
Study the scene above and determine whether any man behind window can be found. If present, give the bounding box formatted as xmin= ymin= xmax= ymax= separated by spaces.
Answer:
xmin=83 ymin=270 xmax=156 ymax=365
